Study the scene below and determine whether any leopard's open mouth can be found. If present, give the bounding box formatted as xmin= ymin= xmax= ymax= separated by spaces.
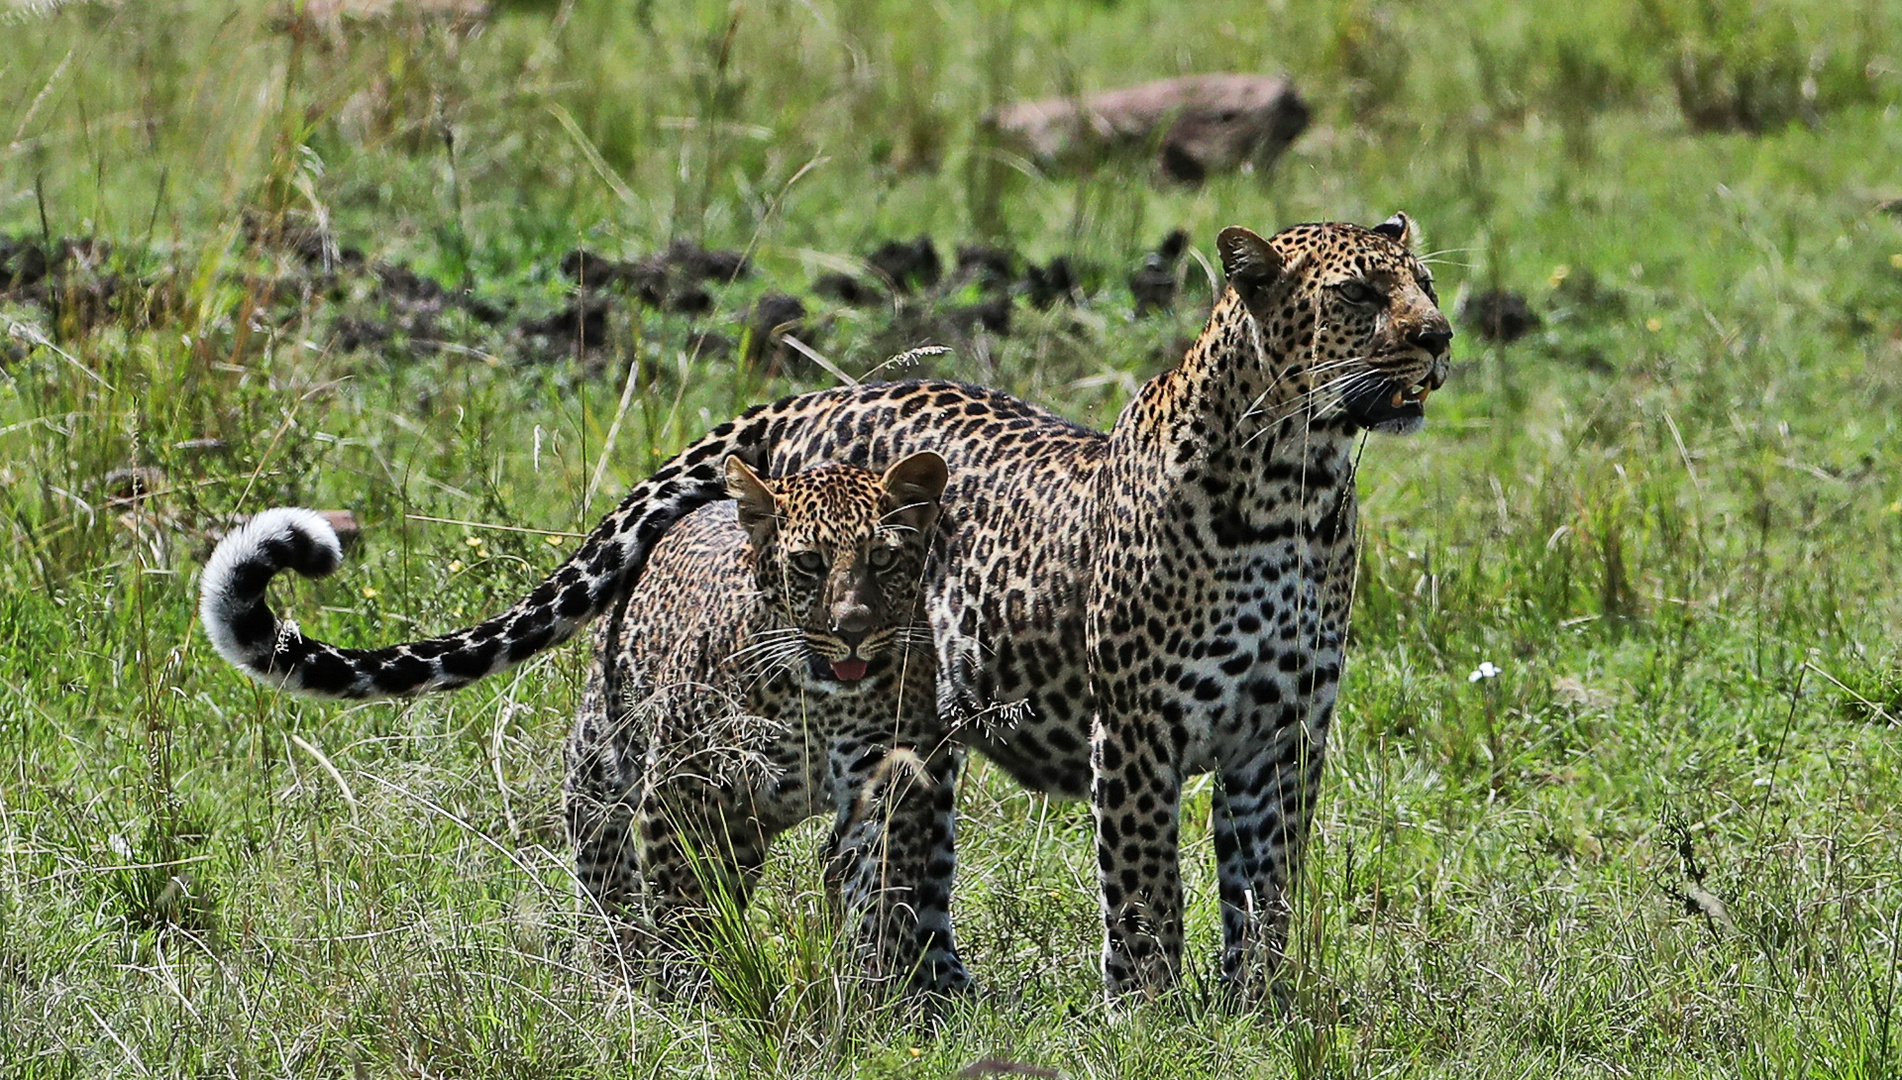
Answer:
xmin=806 ymin=647 xmax=875 ymax=683
xmin=1342 ymin=378 xmax=1431 ymax=432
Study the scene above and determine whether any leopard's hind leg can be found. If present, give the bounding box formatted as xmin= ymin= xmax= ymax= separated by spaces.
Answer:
xmin=633 ymin=777 xmax=770 ymax=992
xmin=565 ymin=657 xmax=653 ymax=971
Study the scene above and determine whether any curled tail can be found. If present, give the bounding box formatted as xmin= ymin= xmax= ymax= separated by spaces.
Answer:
xmin=197 ymin=404 xmax=796 ymax=699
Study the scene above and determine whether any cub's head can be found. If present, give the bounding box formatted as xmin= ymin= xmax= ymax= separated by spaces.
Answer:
xmin=723 ymin=452 xmax=947 ymax=684
xmin=1218 ymin=213 xmax=1452 ymax=434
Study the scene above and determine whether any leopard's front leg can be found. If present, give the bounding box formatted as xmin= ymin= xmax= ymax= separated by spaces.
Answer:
xmin=1090 ymin=671 xmax=1187 ymax=999
xmin=1084 ymin=454 xmax=1193 ymax=1001
xmin=827 ymin=740 xmax=967 ymax=993
xmin=1215 ymin=523 xmax=1353 ymax=1001
xmin=1212 ymin=720 xmax=1327 ymax=1000
xmin=825 ymin=665 xmax=968 ymax=995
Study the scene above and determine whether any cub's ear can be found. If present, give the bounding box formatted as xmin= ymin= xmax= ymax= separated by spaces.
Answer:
xmin=881 ymin=451 xmax=948 ymax=534
xmin=1372 ymin=211 xmax=1414 ymax=248
xmin=1217 ymin=225 xmax=1285 ymax=308
xmin=724 ymin=455 xmax=779 ymax=542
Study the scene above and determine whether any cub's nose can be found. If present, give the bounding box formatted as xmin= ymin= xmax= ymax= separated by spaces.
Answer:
xmin=831 ymin=602 xmax=872 ymax=647
xmin=1408 ymin=327 xmax=1453 ymax=356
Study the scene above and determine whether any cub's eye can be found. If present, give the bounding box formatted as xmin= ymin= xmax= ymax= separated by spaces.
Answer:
xmin=1336 ymin=281 xmax=1379 ymax=305
xmin=790 ymin=551 xmax=827 ymax=575
xmin=868 ymin=546 xmax=897 ymax=570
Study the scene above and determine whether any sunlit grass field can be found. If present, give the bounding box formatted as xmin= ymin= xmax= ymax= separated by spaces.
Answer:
xmin=4 ymin=0 xmax=1902 ymax=1075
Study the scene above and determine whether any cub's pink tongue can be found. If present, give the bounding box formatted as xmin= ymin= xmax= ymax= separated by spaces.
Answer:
xmin=831 ymin=658 xmax=869 ymax=682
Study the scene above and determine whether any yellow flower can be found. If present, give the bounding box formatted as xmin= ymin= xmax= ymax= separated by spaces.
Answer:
xmin=907 ymin=1048 xmax=922 ymax=1058
xmin=1645 ymin=317 xmax=1662 ymax=332
xmin=361 ymin=587 xmax=378 ymax=599
xmin=1887 ymin=500 xmax=1901 ymax=514
xmin=1547 ymin=264 xmax=1571 ymax=289
xmin=465 ymin=536 xmax=483 ymax=548
xmin=448 ymin=560 xmax=463 ymax=572
xmin=546 ymin=534 xmax=565 ymax=547
xmin=1890 ymin=253 xmax=1902 ymax=269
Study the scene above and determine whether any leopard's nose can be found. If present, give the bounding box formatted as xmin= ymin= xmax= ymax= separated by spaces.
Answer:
xmin=1408 ymin=327 xmax=1453 ymax=356
xmin=831 ymin=602 xmax=872 ymax=642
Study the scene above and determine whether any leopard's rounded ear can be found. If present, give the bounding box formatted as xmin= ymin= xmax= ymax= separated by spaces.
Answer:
xmin=724 ymin=455 xmax=779 ymax=537
xmin=881 ymin=451 xmax=948 ymax=504
xmin=881 ymin=452 xmax=947 ymax=534
xmin=1372 ymin=211 xmax=1414 ymax=248
xmin=1217 ymin=226 xmax=1283 ymax=304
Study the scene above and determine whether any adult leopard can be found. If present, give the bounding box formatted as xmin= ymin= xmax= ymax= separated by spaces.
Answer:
xmin=197 ymin=215 xmax=1450 ymax=1000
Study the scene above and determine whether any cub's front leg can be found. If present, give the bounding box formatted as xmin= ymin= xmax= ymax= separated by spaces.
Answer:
xmin=826 ymin=740 xmax=967 ymax=993
xmin=824 ymin=670 xmax=969 ymax=994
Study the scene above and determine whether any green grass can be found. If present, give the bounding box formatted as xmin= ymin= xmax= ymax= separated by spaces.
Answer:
xmin=4 ymin=0 xmax=1902 ymax=1075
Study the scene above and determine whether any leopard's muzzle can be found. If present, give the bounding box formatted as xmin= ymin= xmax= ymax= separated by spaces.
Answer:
xmin=1344 ymin=352 xmax=1447 ymax=434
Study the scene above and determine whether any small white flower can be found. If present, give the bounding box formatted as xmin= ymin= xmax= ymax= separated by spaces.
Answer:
xmin=1468 ymin=661 xmax=1501 ymax=683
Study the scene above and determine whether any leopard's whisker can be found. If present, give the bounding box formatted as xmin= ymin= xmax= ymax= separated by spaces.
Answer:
xmin=1241 ymin=365 xmax=1384 ymax=447
xmin=1238 ymin=354 xmax=1372 ymax=425
xmin=735 ymin=638 xmax=806 ymax=676
xmin=726 ymin=628 xmax=805 ymax=660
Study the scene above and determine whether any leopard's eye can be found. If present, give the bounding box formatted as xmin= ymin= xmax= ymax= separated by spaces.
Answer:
xmin=868 ymin=546 xmax=896 ymax=570
xmin=790 ymin=550 xmax=827 ymax=575
xmin=1336 ymin=280 xmax=1379 ymax=305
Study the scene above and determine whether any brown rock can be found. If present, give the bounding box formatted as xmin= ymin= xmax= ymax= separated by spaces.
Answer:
xmin=98 ymin=466 xmax=167 ymax=505
xmin=1461 ymin=290 xmax=1540 ymax=343
xmin=988 ymin=74 xmax=1308 ymax=185
xmin=318 ymin=511 xmax=361 ymax=550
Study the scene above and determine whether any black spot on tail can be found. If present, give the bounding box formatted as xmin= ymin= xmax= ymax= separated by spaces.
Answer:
xmin=374 ymin=653 xmax=433 ymax=693
xmin=227 ymin=602 xmax=276 ymax=652
xmin=507 ymin=626 xmax=555 ymax=663
xmin=586 ymin=542 xmax=622 ymax=578
xmin=442 ymin=640 xmax=500 ymax=680
xmin=225 ymin=561 xmax=280 ymax=598
xmin=557 ymin=583 xmax=591 ymax=619
xmin=297 ymin=647 xmax=356 ymax=691
xmin=265 ymin=526 xmax=340 ymax=578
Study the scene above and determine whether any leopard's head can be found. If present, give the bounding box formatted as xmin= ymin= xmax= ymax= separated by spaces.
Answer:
xmin=1218 ymin=213 xmax=1452 ymax=435
xmin=723 ymin=452 xmax=947 ymax=684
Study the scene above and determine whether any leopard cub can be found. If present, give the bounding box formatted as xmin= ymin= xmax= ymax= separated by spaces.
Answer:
xmin=563 ymin=452 xmax=967 ymax=993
